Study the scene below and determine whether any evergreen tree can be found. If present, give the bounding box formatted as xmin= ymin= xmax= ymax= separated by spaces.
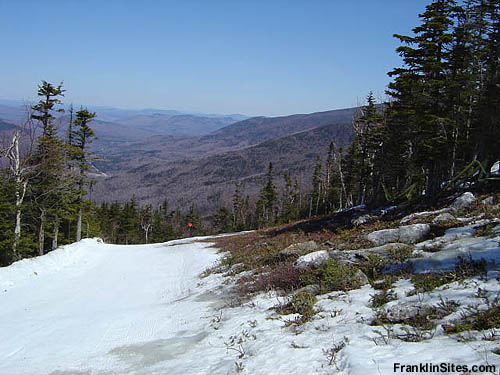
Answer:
xmin=29 ymin=81 xmax=69 ymax=255
xmin=0 ymin=177 xmax=15 ymax=265
xmin=280 ymin=171 xmax=298 ymax=223
xmin=346 ymin=93 xmax=386 ymax=205
xmin=232 ymin=182 xmax=245 ymax=230
xmin=213 ymin=206 xmax=233 ymax=233
xmin=258 ymin=162 xmax=277 ymax=226
xmin=72 ymin=108 xmax=97 ymax=242
xmin=386 ymin=0 xmax=459 ymax=198
xmin=474 ymin=0 xmax=500 ymax=168
xmin=311 ymin=156 xmax=323 ymax=216
xmin=325 ymin=142 xmax=341 ymax=211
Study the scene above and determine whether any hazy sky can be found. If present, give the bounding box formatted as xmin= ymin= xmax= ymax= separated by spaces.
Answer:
xmin=0 ymin=0 xmax=430 ymax=116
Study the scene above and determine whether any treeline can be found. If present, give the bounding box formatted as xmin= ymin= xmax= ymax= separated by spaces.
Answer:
xmin=0 ymin=82 xmax=212 ymax=265
xmin=0 ymin=82 xmax=102 ymax=265
xmin=96 ymin=199 xmax=206 ymax=244
xmin=212 ymin=0 xmax=500 ymax=231
xmin=348 ymin=0 xmax=500 ymax=205
xmin=211 ymin=149 xmax=345 ymax=232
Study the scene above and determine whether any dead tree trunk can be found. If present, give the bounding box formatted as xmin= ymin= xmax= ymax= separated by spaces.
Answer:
xmin=3 ymin=131 xmax=29 ymax=257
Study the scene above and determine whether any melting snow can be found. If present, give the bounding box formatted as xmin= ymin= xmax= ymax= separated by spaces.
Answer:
xmin=1 ymin=228 xmax=499 ymax=374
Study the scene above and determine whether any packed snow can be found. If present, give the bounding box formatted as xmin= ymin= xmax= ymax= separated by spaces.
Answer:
xmin=0 ymin=238 xmax=221 ymax=375
xmin=1 ymin=226 xmax=499 ymax=375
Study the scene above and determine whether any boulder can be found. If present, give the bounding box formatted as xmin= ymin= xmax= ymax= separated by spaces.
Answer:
xmin=385 ymin=302 xmax=434 ymax=322
xmin=366 ymin=228 xmax=399 ymax=246
xmin=481 ymin=195 xmax=496 ymax=206
xmin=363 ymin=242 xmax=412 ymax=255
xmin=279 ymin=241 xmax=318 ymax=258
xmin=398 ymin=224 xmax=431 ymax=244
xmin=330 ymin=243 xmax=412 ymax=262
xmin=491 ymin=160 xmax=500 ymax=175
xmin=450 ymin=192 xmax=476 ymax=211
xmin=366 ymin=224 xmax=430 ymax=246
xmin=328 ymin=250 xmax=368 ymax=265
xmin=294 ymin=284 xmax=321 ymax=296
xmin=352 ymin=214 xmax=376 ymax=226
xmin=352 ymin=269 xmax=370 ymax=286
xmin=294 ymin=250 xmax=330 ymax=269
xmin=432 ymin=212 xmax=456 ymax=225
xmin=400 ymin=208 xmax=450 ymax=224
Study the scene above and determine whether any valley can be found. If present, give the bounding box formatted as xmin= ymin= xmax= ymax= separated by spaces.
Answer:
xmin=0 ymin=102 xmax=356 ymax=214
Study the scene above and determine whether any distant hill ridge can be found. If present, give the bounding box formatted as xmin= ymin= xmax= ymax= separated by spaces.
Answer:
xmin=92 ymin=120 xmax=355 ymax=213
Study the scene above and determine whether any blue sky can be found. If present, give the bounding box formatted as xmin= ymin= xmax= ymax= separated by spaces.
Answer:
xmin=0 ymin=0 xmax=429 ymax=116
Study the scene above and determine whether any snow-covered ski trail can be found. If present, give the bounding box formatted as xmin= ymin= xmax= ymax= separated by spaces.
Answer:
xmin=0 ymin=238 xmax=220 ymax=375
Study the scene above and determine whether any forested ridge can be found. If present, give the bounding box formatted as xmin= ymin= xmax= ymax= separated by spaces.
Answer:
xmin=1 ymin=0 xmax=499 ymax=266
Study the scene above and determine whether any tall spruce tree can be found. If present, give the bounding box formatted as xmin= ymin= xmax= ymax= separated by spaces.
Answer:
xmin=475 ymin=0 xmax=500 ymax=168
xmin=257 ymin=162 xmax=277 ymax=227
xmin=29 ymin=81 xmax=69 ymax=255
xmin=72 ymin=108 xmax=96 ymax=242
xmin=387 ymin=0 xmax=459 ymax=198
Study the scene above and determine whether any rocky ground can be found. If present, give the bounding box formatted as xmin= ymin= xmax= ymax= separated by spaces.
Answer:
xmin=203 ymin=191 xmax=500 ymax=374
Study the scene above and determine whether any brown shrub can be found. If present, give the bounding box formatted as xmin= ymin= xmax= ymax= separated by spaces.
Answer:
xmin=237 ymin=262 xmax=305 ymax=296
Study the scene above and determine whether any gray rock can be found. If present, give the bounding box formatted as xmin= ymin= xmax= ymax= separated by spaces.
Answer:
xmin=363 ymin=243 xmax=412 ymax=255
xmin=352 ymin=214 xmax=376 ymax=226
xmin=294 ymin=284 xmax=321 ymax=296
xmin=385 ymin=302 xmax=434 ymax=322
xmin=328 ymin=250 xmax=366 ymax=265
xmin=279 ymin=241 xmax=318 ymax=258
xmin=450 ymin=192 xmax=476 ymax=211
xmin=491 ymin=160 xmax=500 ymax=175
xmin=366 ymin=228 xmax=400 ymax=246
xmin=366 ymin=224 xmax=430 ymax=246
xmin=432 ymin=212 xmax=456 ymax=225
xmin=323 ymin=240 xmax=335 ymax=248
xmin=352 ymin=269 xmax=370 ymax=286
xmin=400 ymin=208 xmax=450 ymax=224
xmin=294 ymin=250 xmax=330 ymax=269
xmin=481 ymin=195 xmax=496 ymax=206
xmin=330 ymin=243 xmax=412 ymax=263
xmin=398 ymin=224 xmax=431 ymax=244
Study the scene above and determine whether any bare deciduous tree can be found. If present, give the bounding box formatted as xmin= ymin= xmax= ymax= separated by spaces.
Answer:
xmin=0 ymin=108 xmax=37 ymax=256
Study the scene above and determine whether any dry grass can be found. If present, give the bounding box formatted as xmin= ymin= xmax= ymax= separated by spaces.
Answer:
xmin=202 ymin=215 xmax=412 ymax=297
xmin=236 ymin=263 xmax=306 ymax=296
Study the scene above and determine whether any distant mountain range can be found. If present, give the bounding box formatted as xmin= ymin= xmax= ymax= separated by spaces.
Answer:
xmin=0 ymin=100 xmax=358 ymax=214
xmin=0 ymin=119 xmax=17 ymax=132
xmin=90 ymin=107 xmax=357 ymax=213
xmin=92 ymin=121 xmax=354 ymax=213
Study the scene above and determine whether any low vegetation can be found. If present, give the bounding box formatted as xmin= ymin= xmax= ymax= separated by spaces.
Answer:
xmin=277 ymin=290 xmax=317 ymax=325
xmin=444 ymin=302 xmax=500 ymax=334
xmin=301 ymin=259 xmax=364 ymax=294
xmin=370 ymin=289 xmax=397 ymax=308
xmin=410 ymin=273 xmax=455 ymax=293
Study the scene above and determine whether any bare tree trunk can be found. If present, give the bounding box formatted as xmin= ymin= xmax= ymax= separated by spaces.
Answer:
xmin=3 ymin=131 xmax=29 ymax=257
xmin=52 ymin=215 xmax=59 ymax=250
xmin=336 ymin=156 xmax=347 ymax=210
xmin=76 ymin=207 xmax=82 ymax=242
xmin=39 ymin=209 xmax=45 ymax=256
xmin=13 ymin=180 xmax=27 ymax=256
xmin=315 ymin=187 xmax=321 ymax=215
